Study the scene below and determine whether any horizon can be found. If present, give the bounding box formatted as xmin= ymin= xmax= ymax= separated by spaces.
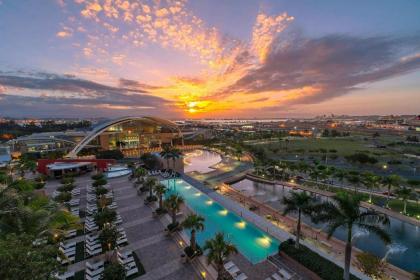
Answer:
xmin=1 ymin=0 xmax=419 ymax=118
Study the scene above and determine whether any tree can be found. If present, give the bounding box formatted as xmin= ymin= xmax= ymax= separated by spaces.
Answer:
xmin=160 ymin=145 xmax=173 ymax=170
xmin=144 ymin=176 xmax=157 ymax=199
xmin=282 ymin=191 xmax=316 ymax=248
xmin=164 ymin=194 xmax=184 ymax=226
xmin=395 ymin=187 xmax=413 ymax=215
xmin=154 ymin=183 xmax=167 ymax=210
xmin=133 ymin=167 xmax=147 ymax=183
xmin=363 ymin=172 xmax=381 ymax=203
xmin=99 ymin=225 xmax=121 ymax=252
xmin=0 ymin=234 xmax=63 ymax=280
xmin=347 ymin=174 xmax=361 ymax=193
xmin=355 ymin=252 xmax=387 ymax=279
xmin=313 ymin=192 xmax=391 ymax=280
xmin=203 ymin=232 xmax=238 ymax=280
xmin=381 ymin=175 xmax=401 ymax=208
xmin=95 ymin=208 xmax=117 ymax=229
xmin=169 ymin=148 xmax=182 ymax=170
xmin=102 ymin=262 xmax=126 ymax=280
xmin=334 ymin=169 xmax=347 ymax=186
xmin=181 ymin=214 xmax=205 ymax=253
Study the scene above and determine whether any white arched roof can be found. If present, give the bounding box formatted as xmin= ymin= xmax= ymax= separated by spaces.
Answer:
xmin=65 ymin=116 xmax=181 ymax=158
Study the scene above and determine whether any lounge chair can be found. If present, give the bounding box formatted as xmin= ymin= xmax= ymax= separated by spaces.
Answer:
xmin=227 ymin=265 xmax=240 ymax=275
xmin=234 ymin=273 xmax=248 ymax=280
xmin=224 ymin=261 xmax=235 ymax=270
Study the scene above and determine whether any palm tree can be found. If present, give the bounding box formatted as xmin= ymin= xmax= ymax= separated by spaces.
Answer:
xmin=395 ymin=187 xmax=412 ymax=215
xmin=134 ymin=167 xmax=147 ymax=182
xmin=154 ymin=183 xmax=167 ymax=210
xmin=334 ymin=169 xmax=347 ymax=187
xmin=282 ymin=191 xmax=316 ymax=248
xmin=313 ymin=192 xmax=391 ymax=280
xmin=144 ymin=176 xmax=157 ymax=199
xmin=160 ymin=145 xmax=172 ymax=170
xmin=164 ymin=194 xmax=184 ymax=226
xmin=363 ymin=172 xmax=380 ymax=203
xmin=181 ymin=214 xmax=205 ymax=252
xmin=169 ymin=148 xmax=182 ymax=170
xmin=381 ymin=175 xmax=401 ymax=208
xmin=347 ymin=174 xmax=361 ymax=193
xmin=203 ymin=232 xmax=238 ymax=280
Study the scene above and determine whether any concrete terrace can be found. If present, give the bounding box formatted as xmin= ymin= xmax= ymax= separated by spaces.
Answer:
xmin=45 ymin=174 xmax=200 ymax=280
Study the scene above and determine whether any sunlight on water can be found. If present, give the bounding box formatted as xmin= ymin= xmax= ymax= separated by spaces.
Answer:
xmin=235 ymin=221 xmax=246 ymax=229
xmin=218 ymin=209 xmax=228 ymax=216
xmin=256 ymin=236 xmax=272 ymax=248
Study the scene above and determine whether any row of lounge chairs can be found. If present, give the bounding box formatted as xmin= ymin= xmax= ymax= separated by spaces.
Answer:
xmin=85 ymin=234 xmax=102 ymax=257
xmin=148 ymin=169 xmax=179 ymax=178
xmin=85 ymin=250 xmax=139 ymax=280
xmin=57 ymin=241 xmax=76 ymax=264
xmin=224 ymin=261 xmax=248 ymax=280
xmin=266 ymin=268 xmax=294 ymax=280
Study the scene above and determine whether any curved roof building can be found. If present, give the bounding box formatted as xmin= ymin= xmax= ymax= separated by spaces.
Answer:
xmin=66 ymin=116 xmax=183 ymax=158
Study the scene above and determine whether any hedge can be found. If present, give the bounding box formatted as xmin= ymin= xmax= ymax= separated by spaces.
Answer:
xmin=280 ymin=240 xmax=360 ymax=280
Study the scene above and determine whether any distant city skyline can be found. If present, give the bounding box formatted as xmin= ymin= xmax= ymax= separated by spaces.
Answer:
xmin=0 ymin=0 xmax=419 ymax=118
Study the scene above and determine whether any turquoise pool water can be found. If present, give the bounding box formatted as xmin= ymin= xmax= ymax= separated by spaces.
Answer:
xmin=162 ymin=179 xmax=280 ymax=264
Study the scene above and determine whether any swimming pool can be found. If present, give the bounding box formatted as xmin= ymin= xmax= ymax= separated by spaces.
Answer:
xmin=105 ymin=166 xmax=132 ymax=178
xmin=161 ymin=178 xmax=280 ymax=264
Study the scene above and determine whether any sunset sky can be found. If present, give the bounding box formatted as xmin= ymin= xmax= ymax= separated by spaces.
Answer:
xmin=0 ymin=0 xmax=419 ymax=119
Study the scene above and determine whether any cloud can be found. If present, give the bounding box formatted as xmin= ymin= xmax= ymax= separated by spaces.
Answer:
xmin=0 ymin=71 xmax=174 ymax=117
xmin=56 ymin=26 xmax=73 ymax=38
xmin=222 ymin=34 xmax=420 ymax=106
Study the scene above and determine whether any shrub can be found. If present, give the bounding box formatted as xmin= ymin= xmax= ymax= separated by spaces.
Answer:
xmin=102 ymin=262 xmax=126 ymax=280
xmin=94 ymin=208 xmax=116 ymax=228
xmin=60 ymin=177 xmax=75 ymax=185
xmin=280 ymin=241 xmax=360 ymax=280
xmin=57 ymin=184 xmax=74 ymax=192
xmin=167 ymin=222 xmax=179 ymax=232
xmin=91 ymin=173 xmax=104 ymax=180
xmin=92 ymin=178 xmax=107 ymax=187
xmin=54 ymin=192 xmax=72 ymax=203
xmin=145 ymin=195 xmax=157 ymax=202
xmin=184 ymin=245 xmax=203 ymax=258
xmin=95 ymin=186 xmax=108 ymax=196
xmin=345 ymin=152 xmax=377 ymax=164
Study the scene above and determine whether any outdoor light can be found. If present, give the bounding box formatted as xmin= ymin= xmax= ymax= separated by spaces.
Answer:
xmin=201 ymin=271 xmax=206 ymax=278
xmin=383 ymin=165 xmax=388 ymax=169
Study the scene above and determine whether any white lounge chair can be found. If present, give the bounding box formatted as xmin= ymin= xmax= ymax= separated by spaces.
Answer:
xmin=235 ymin=273 xmax=248 ymax=280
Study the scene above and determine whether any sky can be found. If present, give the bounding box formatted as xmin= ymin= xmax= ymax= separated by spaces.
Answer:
xmin=0 ymin=0 xmax=419 ymax=119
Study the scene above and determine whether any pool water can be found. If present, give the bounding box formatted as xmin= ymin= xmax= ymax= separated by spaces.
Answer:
xmin=231 ymin=179 xmax=420 ymax=271
xmin=162 ymin=179 xmax=280 ymax=263
xmin=105 ymin=166 xmax=132 ymax=178
xmin=183 ymin=149 xmax=222 ymax=173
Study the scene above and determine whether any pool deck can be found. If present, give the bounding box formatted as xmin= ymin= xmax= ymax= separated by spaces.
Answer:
xmin=45 ymin=174 xmax=201 ymax=280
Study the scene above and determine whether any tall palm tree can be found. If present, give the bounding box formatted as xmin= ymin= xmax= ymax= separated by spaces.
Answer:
xmin=347 ymin=174 xmax=361 ymax=193
xmin=164 ymin=194 xmax=184 ymax=225
xmin=381 ymin=175 xmax=401 ymax=208
xmin=160 ymin=145 xmax=172 ymax=170
xmin=363 ymin=172 xmax=380 ymax=203
xmin=154 ymin=183 xmax=167 ymax=210
xmin=282 ymin=191 xmax=316 ymax=248
xmin=134 ymin=167 xmax=147 ymax=182
xmin=169 ymin=148 xmax=182 ymax=170
xmin=181 ymin=214 xmax=205 ymax=252
xmin=395 ymin=187 xmax=412 ymax=215
xmin=203 ymin=232 xmax=238 ymax=280
xmin=313 ymin=192 xmax=391 ymax=280
xmin=334 ymin=169 xmax=347 ymax=187
xmin=144 ymin=176 xmax=157 ymax=198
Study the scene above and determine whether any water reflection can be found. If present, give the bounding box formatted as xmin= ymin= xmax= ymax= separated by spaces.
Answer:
xmin=184 ymin=149 xmax=222 ymax=173
xmin=231 ymin=179 xmax=420 ymax=271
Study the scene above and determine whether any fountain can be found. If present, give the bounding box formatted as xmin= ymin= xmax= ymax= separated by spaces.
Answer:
xmin=382 ymin=244 xmax=408 ymax=262
xmin=351 ymin=228 xmax=369 ymax=242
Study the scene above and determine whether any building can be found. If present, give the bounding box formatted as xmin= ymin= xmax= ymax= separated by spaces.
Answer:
xmin=66 ymin=116 xmax=183 ymax=158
